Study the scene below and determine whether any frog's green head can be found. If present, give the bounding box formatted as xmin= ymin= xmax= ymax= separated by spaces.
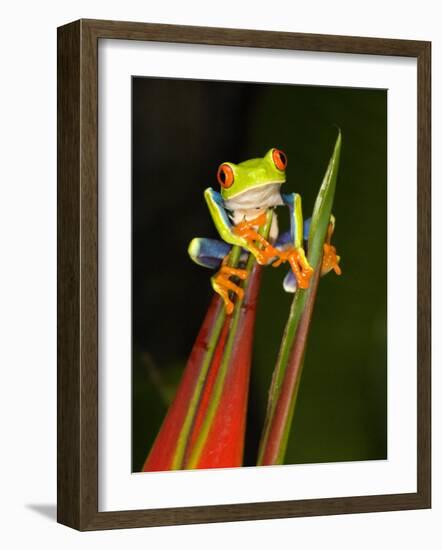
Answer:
xmin=217 ymin=148 xmax=287 ymax=202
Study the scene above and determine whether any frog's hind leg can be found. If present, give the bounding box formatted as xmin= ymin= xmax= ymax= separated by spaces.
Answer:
xmin=274 ymin=231 xmax=299 ymax=293
xmin=188 ymin=238 xmax=248 ymax=314
xmin=275 ymin=230 xmax=293 ymax=250
xmin=188 ymin=237 xmax=231 ymax=269
xmin=276 ymin=223 xmax=314 ymax=293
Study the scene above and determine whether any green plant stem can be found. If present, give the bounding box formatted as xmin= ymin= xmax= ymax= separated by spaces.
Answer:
xmin=257 ymin=131 xmax=341 ymax=466
xmin=258 ymin=266 xmax=321 ymax=464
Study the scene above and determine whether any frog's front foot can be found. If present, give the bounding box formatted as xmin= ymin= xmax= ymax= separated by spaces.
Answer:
xmin=273 ymin=247 xmax=314 ymax=289
xmin=321 ymin=218 xmax=342 ymax=276
xmin=232 ymin=213 xmax=278 ymax=266
xmin=322 ymin=243 xmax=341 ymax=275
xmin=211 ymin=265 xmax=248 ymax=315
xmin=287 ymin=248 xmax=314 ymax=289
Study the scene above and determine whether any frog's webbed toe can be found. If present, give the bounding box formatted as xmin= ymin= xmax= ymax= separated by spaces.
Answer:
xmin=321 ymin=218 xmax=342 ymax=276
xmin=322 ymin=243 xmax=341 ymax=275
xmin=211 ymin=265 xmax=248 ymax=315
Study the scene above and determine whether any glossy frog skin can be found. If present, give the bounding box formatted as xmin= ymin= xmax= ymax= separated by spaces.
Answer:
xmin=188 ymin=148 xmax=340 ymax=314
xmin=218 ymin=148 xmax=286 ymax=202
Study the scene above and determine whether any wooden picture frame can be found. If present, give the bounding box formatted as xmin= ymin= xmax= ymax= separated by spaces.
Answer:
xmin=57 ymin=18 xmax=431 ymax=530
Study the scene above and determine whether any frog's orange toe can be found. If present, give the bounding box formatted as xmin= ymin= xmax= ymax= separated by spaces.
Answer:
xmin=322 ymin=243 xmax=342 ymax=276
xmin=286 ymin=248 xmax=314 ymax=289
xmin=269 ymin=246 xmax=314 ymax=288
xmin=211 ymin=265 xmax=247 ymax=315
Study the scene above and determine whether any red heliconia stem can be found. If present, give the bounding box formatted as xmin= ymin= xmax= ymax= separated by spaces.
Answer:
xmin=185 ymin=320 xmax=230 ymax=456
xmin=143 ymin=212 xmax=271 ymax=472
xmin=142 ymin=295 xmax=224 ymax=472
xmin=185 ymin=263 xmax=263 ymax=469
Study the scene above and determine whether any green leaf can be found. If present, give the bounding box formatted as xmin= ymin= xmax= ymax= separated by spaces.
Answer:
xmin=257 ymin=130 xmax=342 ymax=465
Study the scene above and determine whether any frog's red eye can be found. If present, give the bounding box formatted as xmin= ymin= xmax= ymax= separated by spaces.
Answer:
xmin=272 ymin=149 xmax=287 ymax=171
xmin=217 ymin=164 xmax=234 ymax=188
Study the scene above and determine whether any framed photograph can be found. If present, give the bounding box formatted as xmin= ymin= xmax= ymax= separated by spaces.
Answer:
xmin=57 ymin=19 xmax=431 ymax=530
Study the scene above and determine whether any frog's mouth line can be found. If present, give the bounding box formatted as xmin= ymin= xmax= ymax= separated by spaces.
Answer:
xmin=223 ymin=181 xmax=285 ymax=212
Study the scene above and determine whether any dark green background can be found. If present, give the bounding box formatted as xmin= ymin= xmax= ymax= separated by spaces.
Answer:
xmin=132 ymin=77 xmax=387 ymax=471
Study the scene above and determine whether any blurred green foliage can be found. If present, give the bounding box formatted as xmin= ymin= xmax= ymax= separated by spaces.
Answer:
xmin=132 ymin=78 xmax=387 ymax=471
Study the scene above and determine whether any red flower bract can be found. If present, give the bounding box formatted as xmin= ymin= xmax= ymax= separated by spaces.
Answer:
xmin=143 ymin=257 xmax=264 ymax=472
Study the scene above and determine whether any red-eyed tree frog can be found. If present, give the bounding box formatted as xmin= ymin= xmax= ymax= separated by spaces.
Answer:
xmin=188 ymin=148 xmax=341 ymax=314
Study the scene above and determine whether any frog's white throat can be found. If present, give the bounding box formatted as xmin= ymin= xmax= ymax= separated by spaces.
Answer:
xmin=224 ymin=183 xmax=284 ymax=221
